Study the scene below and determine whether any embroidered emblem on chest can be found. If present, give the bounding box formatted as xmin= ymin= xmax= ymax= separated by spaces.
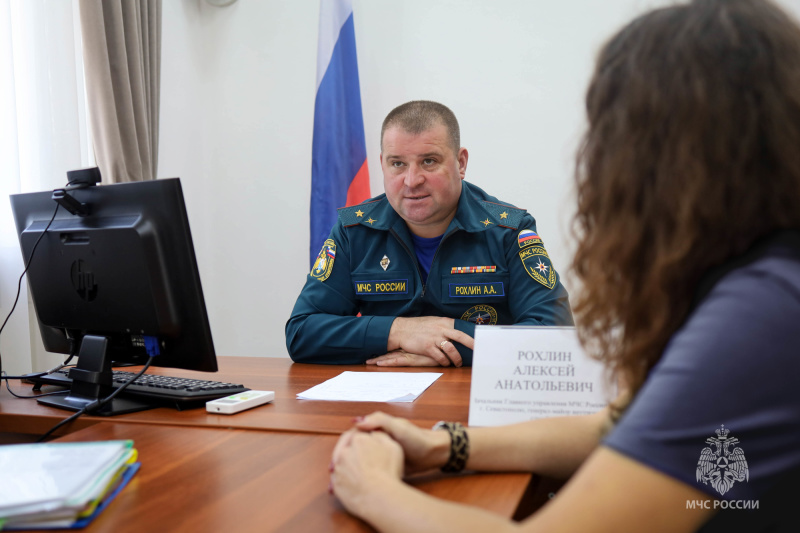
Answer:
xmin=460 ymin=305 xmax=498 ymax=325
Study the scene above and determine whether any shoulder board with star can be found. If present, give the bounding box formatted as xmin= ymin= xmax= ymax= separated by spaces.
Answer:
xmin=338 ymin=201 xmax=380 ymax=227
xmin=480 ymin=201 xmax=527 ymax=229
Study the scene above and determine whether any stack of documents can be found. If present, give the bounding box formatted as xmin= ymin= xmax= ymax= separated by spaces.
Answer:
xmin=0 ymin=440 xmax=139 ymax=530
xmin=297 ymin=371 xmax=442 ymax=402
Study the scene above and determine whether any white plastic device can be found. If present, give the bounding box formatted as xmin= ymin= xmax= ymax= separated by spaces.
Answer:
xmin=206 ymin=390 xmax=275 ymax=414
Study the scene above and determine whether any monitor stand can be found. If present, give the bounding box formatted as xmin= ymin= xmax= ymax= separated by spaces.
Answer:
xmin=37 ymin=335 xmax=155 ymax=416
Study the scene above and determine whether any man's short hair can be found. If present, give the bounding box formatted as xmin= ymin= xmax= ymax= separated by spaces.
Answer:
xmin=381 ymin=100 xmax=460 ymax=154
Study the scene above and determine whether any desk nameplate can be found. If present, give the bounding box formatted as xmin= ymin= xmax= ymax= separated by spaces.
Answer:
xmin=469 ymin=326 xmax=612 ymax=426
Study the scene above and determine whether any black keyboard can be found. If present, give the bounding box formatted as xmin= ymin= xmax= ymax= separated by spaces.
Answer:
xmin=26 ymin=368 xmax=249 ymax=409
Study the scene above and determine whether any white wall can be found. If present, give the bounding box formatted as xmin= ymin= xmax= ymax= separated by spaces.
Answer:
xmin=158 ymin=0 xmax=800 ymax=359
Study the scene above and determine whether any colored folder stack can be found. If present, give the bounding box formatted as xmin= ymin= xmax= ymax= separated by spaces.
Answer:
xmin=0 ymin=440 xmax=139 ymax=530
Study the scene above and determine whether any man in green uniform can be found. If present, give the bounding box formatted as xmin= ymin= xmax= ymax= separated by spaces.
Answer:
xmin=286 ymin=101 xmax=572 ymax=366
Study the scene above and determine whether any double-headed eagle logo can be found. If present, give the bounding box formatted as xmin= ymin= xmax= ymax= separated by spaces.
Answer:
xmin=696 ymin=425 xmax=749 ymax=496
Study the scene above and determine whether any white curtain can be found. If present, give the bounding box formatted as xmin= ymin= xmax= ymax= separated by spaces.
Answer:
xmin=0 ymin=0 xmax=93 ymax=374
xmin=79 ymin=0 xmax=161 ymax=183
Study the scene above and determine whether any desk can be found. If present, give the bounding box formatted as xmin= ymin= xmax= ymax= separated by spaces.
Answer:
xmin=0 ymin=357 xmax=472 ymax=436
xmin=0 ymin=357 xmax=547 ymax=531
xmin=19 ymin=422 xmax=530 ymax=533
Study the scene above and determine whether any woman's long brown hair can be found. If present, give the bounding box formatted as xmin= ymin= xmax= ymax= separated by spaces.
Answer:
xmin=571 ymin=0 xmax=800 ymax=416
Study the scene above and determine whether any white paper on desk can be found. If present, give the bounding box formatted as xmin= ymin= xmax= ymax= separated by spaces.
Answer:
xmin=297 ymin=371 xmax=442 ymax=402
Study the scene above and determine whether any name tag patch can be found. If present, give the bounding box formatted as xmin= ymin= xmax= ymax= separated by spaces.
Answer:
xmin=355 ymin=279 xmax=409 ymax=295
xmin=449 ymin=282 xmax=505 ymax=298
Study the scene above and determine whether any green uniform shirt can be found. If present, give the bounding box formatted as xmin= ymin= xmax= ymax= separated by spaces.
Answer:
xmin=286 ymin=181 xmax=573 ymax=365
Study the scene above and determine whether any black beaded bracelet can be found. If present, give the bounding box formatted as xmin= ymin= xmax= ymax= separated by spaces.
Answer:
xmin=432 ymin=421 xmax=470 ymax=473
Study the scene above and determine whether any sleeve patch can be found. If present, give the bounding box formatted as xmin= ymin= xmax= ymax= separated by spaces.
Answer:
xmin=310 ymin=239 xmax=336 ymax=282
xmin=519 ymin=246 xmax=556 ymax=289
xmin=518 ymin=229 xmax=543 ymax=248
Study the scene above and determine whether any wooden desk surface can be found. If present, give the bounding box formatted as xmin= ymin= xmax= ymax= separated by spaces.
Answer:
xmin=0 ymin=357 xmax=472 ymax=436
xmin=23 ymin=422 xmax=531 ymax=533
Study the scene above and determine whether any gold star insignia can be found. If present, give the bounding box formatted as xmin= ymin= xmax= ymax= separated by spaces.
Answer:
xmin=366 ymin=217 xmax=376 ymax=225
xmin=500 ymin=211 xmax=508 ymax=219
xmin=481 ymin=218 xmax=493 ymax=227
xmin=355 ymin=209 xmax=364 ymax=217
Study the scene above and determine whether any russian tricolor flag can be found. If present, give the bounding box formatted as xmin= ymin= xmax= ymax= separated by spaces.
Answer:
xmin=310 ymin=0 xmax=370 ymax=267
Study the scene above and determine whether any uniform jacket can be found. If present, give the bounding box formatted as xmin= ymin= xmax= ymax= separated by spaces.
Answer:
xmin=286 ymin=181 xmax=573 ymax=365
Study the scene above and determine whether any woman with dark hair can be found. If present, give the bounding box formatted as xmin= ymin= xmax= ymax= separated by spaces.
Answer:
xmin=329 ymin=0 xmax=800 ymax=531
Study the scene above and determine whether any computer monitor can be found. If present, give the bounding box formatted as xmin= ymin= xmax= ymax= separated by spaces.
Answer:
xmin=10 ymin=175 xmax=217 ymax=415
